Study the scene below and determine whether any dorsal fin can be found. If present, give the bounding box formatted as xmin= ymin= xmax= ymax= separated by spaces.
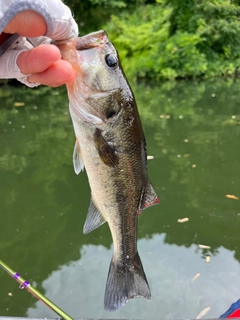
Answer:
xmin=83 ymin=198 xmax=106 ymax=234
xmin=73 ymin=139 xmax=84 ymax=174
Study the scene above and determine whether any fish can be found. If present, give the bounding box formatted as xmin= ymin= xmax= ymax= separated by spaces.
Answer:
xmin=57 ymin=30 xmax=159 ymax=312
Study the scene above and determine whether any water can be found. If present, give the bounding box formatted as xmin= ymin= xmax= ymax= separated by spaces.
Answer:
xmin=0 ymin=79 xmax=240 ymax=319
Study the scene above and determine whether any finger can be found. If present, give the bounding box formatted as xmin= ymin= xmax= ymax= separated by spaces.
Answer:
xmin=28 ymin=59 xmax=76 ymax=87
xmin=17 ymin=44 xmax=61 ymax=75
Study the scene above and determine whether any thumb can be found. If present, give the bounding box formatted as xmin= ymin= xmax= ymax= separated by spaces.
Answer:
xmin=3 ymin=10 xmax=47 ymax=37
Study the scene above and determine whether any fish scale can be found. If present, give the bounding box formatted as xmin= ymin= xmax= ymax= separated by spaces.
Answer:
xmin=57 ymin=30 xmax=159 ymax=312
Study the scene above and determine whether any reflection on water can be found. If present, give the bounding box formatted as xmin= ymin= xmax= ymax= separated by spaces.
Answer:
xmin=27 ymin=235 xmax=240 ymax=319
xmin=0 ymin=79 xmax=240 ymax=318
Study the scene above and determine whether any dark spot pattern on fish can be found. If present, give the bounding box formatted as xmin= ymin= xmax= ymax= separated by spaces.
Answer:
xmin=106 ymin=109 xmax=117 ymax=120
xmin=93 ymin=128 xmax=119 ymax=167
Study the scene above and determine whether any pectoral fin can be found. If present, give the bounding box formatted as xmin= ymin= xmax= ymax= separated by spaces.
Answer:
xmin=93 ymin=128 xmax=119 ymax=167
xmin=73 ymin=139 xmax=84 ymax=174
xmin=139 ymin=180 xmax=159 ymax=214
xmin=83 ymin=198 xmax=106 ymax=234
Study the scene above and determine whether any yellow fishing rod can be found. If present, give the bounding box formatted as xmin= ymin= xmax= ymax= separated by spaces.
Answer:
xmin=0 ymin=260 xmax=73 ymax=320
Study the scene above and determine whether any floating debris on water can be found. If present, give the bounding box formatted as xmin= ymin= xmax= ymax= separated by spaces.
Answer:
xmin=192 ymin=272 xmax=200 ymax=282
xmin=159 ymin=114 xmax=171 ymax=119
xmin=8 ymin=293 xmax=13 ymax=296
xmin=52 ymin=91 xmax=59 ymax=95
xmin=226 ymin=194 xmax=239 ymax=200
xmin=13 ymin=102 xmax=25 ymax=107
xmin=184 ymin=139 xmax=189 ymax=143
xmin=198 ymin=244 xmax=211 ymax=249
xmin=196 ymin=306 xmax=211 ymax=319
xmin=177 ymin=217 xmax=189 ymax=223
xmin=205 ymin=256 xmax=211 ymax=263
xmin=192 ymin=164 xmax=197 ymax=168
xmin=147 ymin=155 xmax=154 ymax=160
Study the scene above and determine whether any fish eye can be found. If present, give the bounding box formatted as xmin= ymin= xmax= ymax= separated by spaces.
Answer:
xmin=105 ymin=54 xmax=118 ymax=69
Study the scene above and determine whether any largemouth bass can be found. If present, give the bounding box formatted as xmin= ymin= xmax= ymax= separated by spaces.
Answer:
xmin=57 ymin=30 xmax=159 ymax=312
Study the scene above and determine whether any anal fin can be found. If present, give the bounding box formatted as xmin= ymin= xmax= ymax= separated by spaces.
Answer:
xmin=139 ymin=180 xmax=159 ymax=213
xmin=83 ymin=198 xmax=106 ymax=234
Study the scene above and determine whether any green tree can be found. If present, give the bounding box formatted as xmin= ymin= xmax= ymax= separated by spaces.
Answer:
xmin=64 ymin=0 xmax=151 ymax=33
xmin=103 ymin=0 xmax=240 ymax=80
xmin=166 ymin=0 xmax=240 ymax=76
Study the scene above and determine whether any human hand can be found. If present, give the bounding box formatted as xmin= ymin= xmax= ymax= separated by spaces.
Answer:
xmin=0 ymin=0 xmax=79 ymax=87
xmin=16 ymin=41 xmax=77 ymax=87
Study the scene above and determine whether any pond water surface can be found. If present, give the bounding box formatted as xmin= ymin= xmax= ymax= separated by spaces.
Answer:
xmin=0 ymin=79 xmax=240 ymax=319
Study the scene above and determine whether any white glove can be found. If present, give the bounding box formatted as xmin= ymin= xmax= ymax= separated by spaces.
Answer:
xmin=0 ymin=0 xmax=79 ymax=87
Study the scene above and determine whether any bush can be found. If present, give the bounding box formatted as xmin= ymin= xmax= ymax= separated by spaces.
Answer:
xmin=65 ymin=0 xmax=240 ymax=80
xmin=103 ymin=0 xmax=240 ymax=80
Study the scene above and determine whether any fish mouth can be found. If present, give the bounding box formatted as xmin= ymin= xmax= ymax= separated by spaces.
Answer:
xmin=76 ymin=30 xmax=109 ymax=50
xmin=55 ymin=30 xmax=109 ymax=50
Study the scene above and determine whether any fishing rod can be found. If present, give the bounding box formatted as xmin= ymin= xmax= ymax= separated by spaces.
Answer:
xmin=0 ymin=260 xmax=73 ymax=320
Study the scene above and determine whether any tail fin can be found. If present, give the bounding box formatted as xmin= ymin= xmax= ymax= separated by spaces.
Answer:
xmin=104 ymin=252 xmax=151 ymax=312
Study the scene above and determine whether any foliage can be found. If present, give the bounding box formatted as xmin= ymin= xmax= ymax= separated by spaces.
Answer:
xmin=100 ymin=0 xmax=240 ymax=80
xmin=52 ymin=1 xmax=240 ymax=80
xmin=64 ymin=0 xmax=152 ymax=33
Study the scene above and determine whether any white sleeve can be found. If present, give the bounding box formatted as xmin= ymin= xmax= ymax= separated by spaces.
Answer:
xmin=0 ymin=0 xmax=78 ymax=40
xmin=0 ymin=36 xmax=40 ymax=87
